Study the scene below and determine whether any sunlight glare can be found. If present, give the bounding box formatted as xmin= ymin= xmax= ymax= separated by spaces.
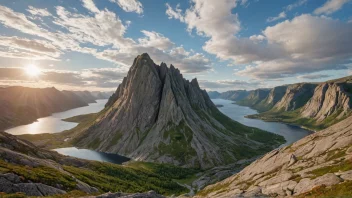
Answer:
xmin=24 ymin=64 xmax=41 ymax=77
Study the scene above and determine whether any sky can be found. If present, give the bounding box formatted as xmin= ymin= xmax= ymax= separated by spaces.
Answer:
xmin=0 ymin=0 xmax=351 ymax=92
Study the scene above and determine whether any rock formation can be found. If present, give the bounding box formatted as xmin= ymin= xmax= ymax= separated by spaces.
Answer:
xmin=209 ymin=90 xmax=250 ymax=101
xmin=273 ymin=83 xmax=317 ymax=111
xmin=236 ymin=89 xmax=271 ymax=108
xmin=301 ymin=82 xmax=351 ymax=121
xmin=74 ymin=53 xmax=284 ymax=169
xmin=197 ymin=114 xmax=352 ymax=197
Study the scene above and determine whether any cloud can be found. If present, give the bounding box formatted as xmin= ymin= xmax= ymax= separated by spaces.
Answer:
xmin=167 ymin=2 xmax=352 ymax=79
xmin=0 ymin=1 xmax=212 ymax=76
xmin=267 ymin=11 xmax=286 ymax=22
xmin=0 ymin=36 xmax=61 ymax=60
xmin=297 ymin=74 xmax=331 ymax=80
xmin=138 ymin=30 xmax=174 ymax=50
xmin=314 ymin=0 xmax=350 ymax=15
xmin=249 ymin=34 xmax=266 ymax=43
xmin=198 ymin=79 xmax=264 ymax=90
xmin=166 ymin=3 xmax=184 ymax=22
xmin=286 ymin=0 xmax=308 ymax=11
xmin=27 ymin=6 xmax=51 ymax=17
xmin=110 ymin=0 xmax=143 ymax=14
xmin=237 ymin=15 xmax=352 ymax=79
xmin=0 ymin=67 xmax=127 ymax=89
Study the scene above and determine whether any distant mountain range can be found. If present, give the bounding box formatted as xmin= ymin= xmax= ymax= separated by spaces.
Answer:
xmin=209 ymin=76 xmax=352 ymax=131
xmin=0 ymin=86 xmax=111 ymax=130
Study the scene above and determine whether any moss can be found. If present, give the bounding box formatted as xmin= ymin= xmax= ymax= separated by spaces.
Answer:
xmin=196 ymin=182 xmax=231 ymax=196
xmin=159 ymin=121 xmax=196 ymax=164
xmin=296 ymin=180 xmax=352 ymax=198
xmin=108 ymin=131 xmax=122 ymax=148
xmin=248 ymin=107 xmax=351 ymax=131
xmin=64 ymin=161 xmax=192 ymax=195
xmin=0 ymin=160 xmax=77 ymax=191
xmin=309 ymin=159 xmax=352 ymax=178
xmin=87 ymin=138 xmax=101 ymax=149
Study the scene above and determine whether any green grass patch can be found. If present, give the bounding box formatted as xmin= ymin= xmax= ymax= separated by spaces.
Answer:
xmin=0 ymin=160 xmax=77 ymax=191
xmin=309 ymin=159 xmax=352 ymax=178
xmin=64 ymin=161 xmax=192 ymax=195
xmin=297 ymin=180 xmax=352 ymax=198
xmin=196 ymin=182 xmax=231 ymax=196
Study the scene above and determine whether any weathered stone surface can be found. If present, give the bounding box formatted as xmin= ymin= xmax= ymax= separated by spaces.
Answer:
xmin=198 ymin=114 xmax=352 ymax=197
xmin=288 ymin=154 xmax=297 ymax=166
xmin=301 ymin=83 xmax=351 ymax=121
xmin=274 ymin=83 xmax=317 ymax=111
xmin=294 ymin=173 xmax=342 ymax=194
xmin=339 ymin=170 xmax=352 ymax=181
xmin=0 ymin=173 xmax=66 ymax=196
xmin=90 ymin=190 xmax=164 ymax=198
xmin=75 ymin=53 xmax=283 ymax=169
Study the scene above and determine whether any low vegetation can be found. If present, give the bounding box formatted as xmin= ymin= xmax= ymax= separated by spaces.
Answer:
xmin=247 ymin=108 xmax=350 ymax=131
xmin=297 ymin=180 xmax=352 ymax=198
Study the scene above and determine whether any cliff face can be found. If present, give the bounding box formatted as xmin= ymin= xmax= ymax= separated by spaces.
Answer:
xmin=301 ymin=83 xmax=351 ymax=121
xmin=218 ymin=90 xmax=250 ymax=101
xmin=236 ymin=89 xmax=270 ymax=108
xmin=75 ymin=54 xmax=284 ymax=169
xmin=274 ymin=83 xmax=317 ymax=111
xmin=252 ymin=86 xmax=288 ymax=112
xmin=0 ymin=87 xmax=91 ymax=130
xmin=197 ymin=115 xmax=352 ymax=197
xmin=240 ymin=77 xmax=352 ymax=130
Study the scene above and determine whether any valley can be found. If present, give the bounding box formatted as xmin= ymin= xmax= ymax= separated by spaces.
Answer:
xmin=1 ymin=55 xmax=352 ymax=198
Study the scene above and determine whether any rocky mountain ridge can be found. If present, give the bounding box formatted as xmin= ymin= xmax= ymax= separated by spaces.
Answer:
xmin=73 ymin=53 xmax=284 ymax=169
xmin=196 ymin=113 xmax=352 ymax=197
xmin=212 ymin=76 xmax=352 ymax=130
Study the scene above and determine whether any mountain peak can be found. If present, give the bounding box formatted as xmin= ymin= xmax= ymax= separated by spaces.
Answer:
xmin=75 ymin=54 xmax=284 ymax=169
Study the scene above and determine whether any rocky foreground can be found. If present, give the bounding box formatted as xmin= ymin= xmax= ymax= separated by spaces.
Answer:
xmin=197 ymin=114 xmax=352 ymax=197
xmin=74 ymin=53 xmax=284 ymax=169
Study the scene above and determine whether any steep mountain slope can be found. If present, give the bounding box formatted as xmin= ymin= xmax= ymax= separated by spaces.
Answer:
xmin=236 ymin=89 xmax=271 ymax=109
xmin=214 ymin=90 xmax=250 ymax=101
xmin=74 ymin=53 xmax=285 ymax=169
xmin=0 ymin=131 xmax=197 ymax=197
xmin=0 ymin=87 xmax=90 ymax=130
xmin=207 ymin=91 xmax=221 ymax=99
xmin=273 ymin=83 xmax=317 ymax=111
xmin=197 ymin=115 xmax=352 ymax=197
xmin=248 ymin=77 xmax=352 ymax=130
xmin=251 ymin=86 xmax=288 ymax=112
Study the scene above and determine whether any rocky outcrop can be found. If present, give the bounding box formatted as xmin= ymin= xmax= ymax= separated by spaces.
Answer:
xmin=301 ymin=82 xmax=351 ymax=121
xmin=0 ymin=173 xmax=66 ymax=196
xmin=88 ymin=191 xmax=164 ymax=198
xmin=236 ymin=89 xmax=270 ymax=108
xmin=274 ymin=83 xmax=317 ymax=111
xmin=74 ymin=53 xmax=284 ymax=169
xmin=213 ymin=90 xmax=250 ymax=101
xmin=196 ymin=114 xmax=352 ymax=197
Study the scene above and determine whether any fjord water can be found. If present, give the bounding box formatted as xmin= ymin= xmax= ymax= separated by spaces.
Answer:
xmin=53 ymin=147 xmax=130 ymax=164
xmin=5 ymin=98 xmax=310 ymax=163
xmin=212 ymin=99 xmax=312 ymax=146
xmin=5 ymin=99 xmax=108 ymax=135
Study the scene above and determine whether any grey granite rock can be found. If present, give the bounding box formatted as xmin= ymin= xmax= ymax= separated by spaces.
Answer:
xmin=75 ymin=53 xmax=283 ymax=169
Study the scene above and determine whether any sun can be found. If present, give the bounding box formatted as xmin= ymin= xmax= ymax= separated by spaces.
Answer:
xmin=24 ymin=64 xmax=41 ymax=77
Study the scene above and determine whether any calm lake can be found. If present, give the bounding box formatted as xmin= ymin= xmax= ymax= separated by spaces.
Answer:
xmin=6 ymin=98 xmax=311 ymax=163
xmin=212 ymin=99 xmax=312 ymax=146
xmin=5 ymin=99 xmax=108 ymax=135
